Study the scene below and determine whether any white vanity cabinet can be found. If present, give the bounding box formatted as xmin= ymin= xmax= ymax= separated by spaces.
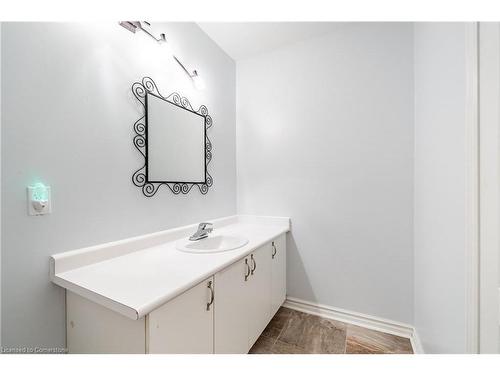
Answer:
xmin=148 ymin=276 xmax=214 ymax=354
xmin=213 ymin=256 xmax=251 ymax=353
xmin=214 ymin=243 xmax=272 ymax=353
xmin=245 ymin=244 xmax=272 ymax=348
xmin=65 ymin=234 xmax=287 ymax=354
xmin=66 ymin=277 xmax=215 ymax=354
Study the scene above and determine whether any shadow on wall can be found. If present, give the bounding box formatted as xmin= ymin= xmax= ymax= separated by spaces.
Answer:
xmin=286 ymin=232 xmax=317 ymax=303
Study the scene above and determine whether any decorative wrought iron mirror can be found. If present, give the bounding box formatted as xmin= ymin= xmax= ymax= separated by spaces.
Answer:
xmin=131 ymin=77 xmax=213 ymax=197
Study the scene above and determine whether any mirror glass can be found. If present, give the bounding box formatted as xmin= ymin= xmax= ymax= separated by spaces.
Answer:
xmin=146 ymin=92 xmax=206 ymax=183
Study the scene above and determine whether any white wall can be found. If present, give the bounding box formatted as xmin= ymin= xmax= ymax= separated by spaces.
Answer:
xmin=413 ymin=23 xmax=472 ymax=353
xmin=236 ymin=23 xmax=415 ymax=324
xmin=0 ymin=22 xmax=2 ymax=349
xmin=478 ymin=22 xmax=500 ymax=353
xmin=0 ymin=22 xmax=236 ymax=349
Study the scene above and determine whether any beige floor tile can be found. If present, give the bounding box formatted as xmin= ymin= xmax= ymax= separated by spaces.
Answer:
xmin=261 ymin=307 xmax=292 ymax=340
xmin=296 ymin=315 xmax=346 ymax=354
xmin=276 ymin=309 xmax=308 ymax=346
xmin=271 ymin=341 xmax=307 ymax=354
xmin=249 ymin=336 xmax=275 ymax=354
xmin=249 ymin=308 xmax=413 ymax=355
xmin=345 ymin=324 xmax=413 ymax=354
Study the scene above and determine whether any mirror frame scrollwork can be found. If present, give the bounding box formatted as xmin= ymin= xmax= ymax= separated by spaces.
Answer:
xmin=131 ymin=77 xmax=213 ymax=197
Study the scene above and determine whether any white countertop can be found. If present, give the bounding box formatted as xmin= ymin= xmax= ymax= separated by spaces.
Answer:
xmin=50 ymin=215 xmax=290 ymax=320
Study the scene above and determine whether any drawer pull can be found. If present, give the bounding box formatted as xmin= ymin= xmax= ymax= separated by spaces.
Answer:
xmin=250 ymin=254 xmax=257 ymax=275
xmin=244 ymin=258 xmax=251 ymax=281
xmin=272 ymin=242 xmax=277 ymax=259
xmin=206 ymin=281 xmax=214 ymax=311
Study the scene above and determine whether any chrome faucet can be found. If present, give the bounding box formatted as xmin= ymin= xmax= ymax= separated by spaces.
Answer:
xmin=189 ymin=222 xmax=213 ymax=241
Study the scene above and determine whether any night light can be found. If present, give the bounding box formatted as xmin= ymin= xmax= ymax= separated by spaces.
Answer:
xmin=28 ymin=182 xmax=51 ymax=215
xmin=32 ymin=182 xmax=49 ymax=202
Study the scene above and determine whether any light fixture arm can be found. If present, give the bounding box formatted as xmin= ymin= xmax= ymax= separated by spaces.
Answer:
xmin=173 ymin=55 xmax=197 ymax=80
xmin=140 ymin=27 xmax=166 ymax=44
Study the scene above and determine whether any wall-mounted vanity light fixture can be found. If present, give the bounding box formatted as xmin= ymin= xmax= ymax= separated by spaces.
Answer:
xmin=119 ymin=21 xmax=205 ymax=90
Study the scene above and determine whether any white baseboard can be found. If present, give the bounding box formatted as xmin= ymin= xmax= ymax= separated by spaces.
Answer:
xmin=410 ymin=329 xmax=424 ymax=354
xmin=283 ymin=296 xmax=424 ymax=354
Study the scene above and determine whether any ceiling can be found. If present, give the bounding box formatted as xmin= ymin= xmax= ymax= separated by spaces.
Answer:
xmin=197 ymin=22 xmax=345 ymax=61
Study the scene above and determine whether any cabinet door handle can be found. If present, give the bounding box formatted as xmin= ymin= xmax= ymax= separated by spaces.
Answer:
xmin=244 ymin=258 xmax=251 ymax=281
xmin=272 ymin=242 xmax=277 ymax=259
xmin=250 ymin=254 xmax=257 ymax=275
xmin=206 ymin=280 xmax=214 ymax=311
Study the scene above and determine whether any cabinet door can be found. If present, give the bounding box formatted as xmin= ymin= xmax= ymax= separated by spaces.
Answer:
xmin=214 ymin=257 xmax=251 ymax=353
xmin=148 ymin=277 xmax=214 ymax=354
xmin=247 ymin=245 xmax=272 ymax=348
xmin=271 ymin=234 xmax=287 ymax=316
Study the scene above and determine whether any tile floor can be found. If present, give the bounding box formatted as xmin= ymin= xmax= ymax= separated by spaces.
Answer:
xmin=249 ymin=307 xmax=413 ymax=354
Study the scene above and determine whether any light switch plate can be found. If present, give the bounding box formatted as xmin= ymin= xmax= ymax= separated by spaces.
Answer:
xmin=27 ymin=186 xmax=52 ymax=216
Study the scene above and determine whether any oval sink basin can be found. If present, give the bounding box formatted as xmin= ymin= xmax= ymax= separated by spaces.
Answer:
xmin=176 ymin=235 xmax=249 ymax=254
